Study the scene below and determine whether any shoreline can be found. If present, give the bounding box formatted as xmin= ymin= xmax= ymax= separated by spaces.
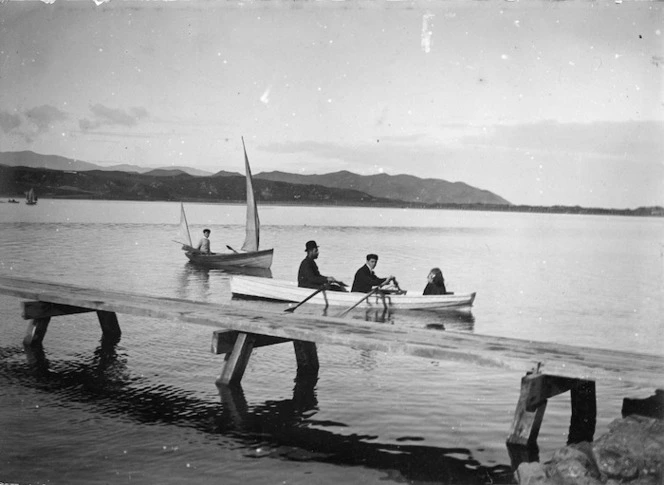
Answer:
xmin=1 ymin=195 xmax=662 ymax=218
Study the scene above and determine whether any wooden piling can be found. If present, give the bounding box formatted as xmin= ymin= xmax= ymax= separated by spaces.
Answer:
xmin=293 ymin=341 xmax=319 ymax=377
xmin=97 ymin=311 xmax=121 ymax=342
xmin=507 ymin=369 xmax=597 ymax=447
xmin=24 ymin=316 xmax=50 ymax=347
xmin=507 ymin=373 xmax=548 ymax=446
xmin=217 ymin=332 xmax=256 ymax=386
xmin=568 ymin=380 xmax=596 ymax=444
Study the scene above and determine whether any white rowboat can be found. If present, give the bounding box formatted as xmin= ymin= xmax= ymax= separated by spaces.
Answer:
xmin=230 ymin=276 xmax=476 ymax=311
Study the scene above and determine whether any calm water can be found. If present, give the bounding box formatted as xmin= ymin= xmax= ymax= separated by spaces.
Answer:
xmin=0 ymin=200 xmax=662 ymax=485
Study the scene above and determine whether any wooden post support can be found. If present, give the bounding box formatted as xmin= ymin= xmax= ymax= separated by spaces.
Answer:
xmin=21 ymin=302 xmax=121 ymax=345
xmin=568 ymin=380 xmax=596 ymax=444
xmin=507 ymin=372 xmax=549 ymax=446
xmin=218 ymin=383 xmax=249 ymax=429
xmin=22 ymin=301 xmax=94 ymax=320
xmin=24 ymin=317 xmax=50 ymax=347
xmin=97 ymin=311 xmax=121 ymax=342
xmin=293 ymin=340 xmax=319 ymax=377
xmin=622 ymin=389 xmax=664 ymax=420
xmin=211 ymin=330 xmax=290 ymax=355
xmin=217 ymin=332 xmax=256 ymax=387
xmin=507 ymin=367 xmax=597 ymax=447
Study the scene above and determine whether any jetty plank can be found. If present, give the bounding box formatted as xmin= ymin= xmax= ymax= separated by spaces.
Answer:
xmin=0 ymin=275 xmax=662 ymax=389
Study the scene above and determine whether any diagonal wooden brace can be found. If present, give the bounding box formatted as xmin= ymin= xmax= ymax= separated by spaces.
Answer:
xmin=217 ymin=332 xmax=256 ymax=387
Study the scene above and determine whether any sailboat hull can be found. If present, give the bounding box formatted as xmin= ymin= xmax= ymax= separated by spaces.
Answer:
xmin=185 ymin=248 xmax=274 ymax=269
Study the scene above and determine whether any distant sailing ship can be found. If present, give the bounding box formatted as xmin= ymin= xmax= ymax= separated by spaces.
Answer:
xmin=25 ymin=188 xmax=37 ymax=205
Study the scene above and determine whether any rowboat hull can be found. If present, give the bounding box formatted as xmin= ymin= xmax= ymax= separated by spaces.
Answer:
xmin=185 ymin=249 xmax=274 ymax=269
xmin=230 ymin=276 xmax=476 ymax=310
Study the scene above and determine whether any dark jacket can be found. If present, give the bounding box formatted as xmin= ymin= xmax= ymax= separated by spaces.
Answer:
xmin=298 ymin=257 xmax=328 ymax=289
xmin=423 ymin=279 xmax=447 ymax=295
xmin=351 ymin=264 xmax=386 ymax=293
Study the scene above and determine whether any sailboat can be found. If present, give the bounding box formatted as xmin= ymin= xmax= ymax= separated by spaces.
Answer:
xmin=176 ymin=138 xmax=274 ymax=269
xmin=25 ymin=188 xmax=37 ymax=205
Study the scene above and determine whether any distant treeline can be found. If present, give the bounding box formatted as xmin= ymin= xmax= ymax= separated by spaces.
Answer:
xmin=259 ymin=200 xmax=664 ymax=217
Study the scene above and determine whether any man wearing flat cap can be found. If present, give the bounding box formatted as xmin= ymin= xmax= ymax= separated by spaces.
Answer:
xmin=298 ymin=240 xmax=344 ymax=290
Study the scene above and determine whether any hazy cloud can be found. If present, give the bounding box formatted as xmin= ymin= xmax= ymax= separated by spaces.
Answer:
xmin=0 ymin=110 xmax=22 ymax=133
xmin=25 ymin=104 xmax=68 ymax=133
xmin=0 ymin=104 xmax=70 ymax=142
xmin=79 ymin=104 xmax=149 ymax=131
xmin=263 ymin=120 xmax=664 ymax=168
xmin=461 ymin=120 xmax=664 ymax=162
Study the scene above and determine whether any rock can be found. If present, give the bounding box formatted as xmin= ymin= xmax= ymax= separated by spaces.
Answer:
xmin=516 ymin=415 xmax=663 ymax=485
xmin=550 ymin=443 xmax=600 ymax=478
xmin=547 ymin=458 xmax=603 ymax=485
xmin=516 ymin=462 xmax=551 ymax=485
xmin=592 ymin=415 xmax=664 ymax=482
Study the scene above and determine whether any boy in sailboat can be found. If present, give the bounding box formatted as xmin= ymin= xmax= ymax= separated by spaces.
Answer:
xmin=194 ymin=229 xmax=212 ymax=254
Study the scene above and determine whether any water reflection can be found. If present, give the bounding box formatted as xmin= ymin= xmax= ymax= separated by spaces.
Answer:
xmin=177 ymin=263 xmax=271 ymax=301
xmin=425 ymin=311 xmax=476 ymax=332
xmin=217 ymin=380 xmax=513 ymax=483
xmin=338 ymin=307 xmax=475 ymax=330
xmin=2 ymin=345 xmax=514 ymax=483
xmin=23 ymin=339 xmax=131 ymax=391
xmin=177 ymin=263 xmax=211 ymax=300
xmin=209 ymin=265 xmax=272 ymax=278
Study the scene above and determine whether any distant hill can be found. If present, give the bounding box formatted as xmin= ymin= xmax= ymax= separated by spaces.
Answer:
xmin=0 ymin=150 xmax=100 ymax=172
xmin=0 ymin=150 xmax=510 ymax=205
xmin=0 ymin=165 xmax=392 ymax=205
xmin=256 ymin=170 xmax=510 ymax=205
xmin=1 ymin=161 xmax=661 ymax=216
xmin=0 ymin=151 xmax=213 ymax=177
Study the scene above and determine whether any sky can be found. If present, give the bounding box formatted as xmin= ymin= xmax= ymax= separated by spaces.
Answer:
xmin=0 ymin=0 xmax=662 ymax=209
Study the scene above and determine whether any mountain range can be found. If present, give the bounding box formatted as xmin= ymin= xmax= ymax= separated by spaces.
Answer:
xmin=0 ymin=151 xmax=510 ymax=206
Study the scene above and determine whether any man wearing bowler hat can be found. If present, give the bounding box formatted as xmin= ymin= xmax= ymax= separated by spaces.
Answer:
xmin=298 ymin=240 xmax=345 ymax=290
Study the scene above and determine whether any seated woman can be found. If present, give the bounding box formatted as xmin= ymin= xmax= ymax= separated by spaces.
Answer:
xmin=423 ymin=267 xmax=449 ymax=295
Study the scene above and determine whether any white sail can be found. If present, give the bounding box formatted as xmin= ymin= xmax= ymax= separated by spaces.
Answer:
xmin=25 ymin=188 xmax=37 ymax=205
xmin=241 ymin=138 xmax=260 ymax=253
xmin=175 ymin=202 xmax=193 ymax=246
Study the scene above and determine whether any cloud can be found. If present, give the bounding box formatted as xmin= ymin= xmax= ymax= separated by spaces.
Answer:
xmin=0 ymin=110 xmax=22 ymax=133
xmin=460 ymin=120 xmax=664 ymax=162
xmin=263 ymin=120 xmax=664 ymax=171
xmin=25 ymin=104 xmax=68 ymax=133
xmin=258 ymin=120 xmax=664 ymax=207
xmin=0 ymin=104 xmax=68 ymax=142
xmin=79 ymin=104 xmax=149 ymax=131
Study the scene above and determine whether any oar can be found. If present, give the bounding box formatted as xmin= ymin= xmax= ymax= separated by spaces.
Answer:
xmin=337 ymin=282 xmax=388 ymax=318
xmin=226 ymin=245 xmax=239 ymax=253
xmin=284 ymin=285 xmax=328 ymax=313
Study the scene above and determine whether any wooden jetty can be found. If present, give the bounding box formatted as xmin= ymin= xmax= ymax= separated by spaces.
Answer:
xmin=0 ymin=274 xmax=662 ymax=451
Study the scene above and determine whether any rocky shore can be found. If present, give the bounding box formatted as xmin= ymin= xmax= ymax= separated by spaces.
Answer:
xmin=516 ymin=414 xmax=663 ymax=485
